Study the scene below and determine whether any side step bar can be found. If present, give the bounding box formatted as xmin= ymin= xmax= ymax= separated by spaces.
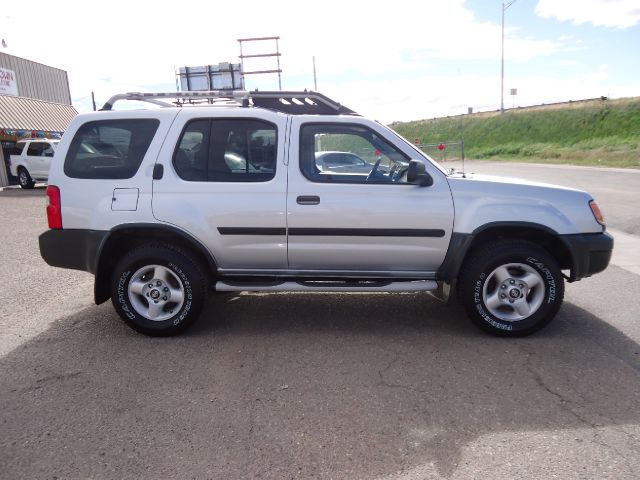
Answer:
xmin=215 ymin=280 xmax=437 ymax=293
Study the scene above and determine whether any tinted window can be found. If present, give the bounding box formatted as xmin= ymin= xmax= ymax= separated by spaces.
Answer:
xmin=64 ymin=119 xmax=159 ymax=179
xmin=11 ymin=143 xmax=25 ymax=155
xmin=173 ymin=119 xmax=277 ymax=182
xmin=300 ymin=124 xmax=410 ymax=184
xmin=27 ymin=142 xmax=50 ymax=156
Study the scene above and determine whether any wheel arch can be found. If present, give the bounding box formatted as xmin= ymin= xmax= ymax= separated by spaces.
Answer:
xmin=94 ymin=223 xmax=218 ymax=304
xmin=438 ymin=222 xmax=575 ymax=285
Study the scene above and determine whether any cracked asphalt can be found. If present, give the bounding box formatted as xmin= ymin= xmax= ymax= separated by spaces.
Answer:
xmin=1 ymin=164 xmax=640 ymax=480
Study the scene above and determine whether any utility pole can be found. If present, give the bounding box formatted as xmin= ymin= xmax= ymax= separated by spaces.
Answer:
xmin=501 ymin=0 xmax=518 ymax=113
xmin=312 ymin=56 xmax=318 ymax=91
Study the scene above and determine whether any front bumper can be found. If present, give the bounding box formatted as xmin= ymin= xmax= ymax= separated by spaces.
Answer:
xmin=560 ymin=231 xmax=614 ymax=281
xmin=39 ymin=229 xmax=107 ymax=274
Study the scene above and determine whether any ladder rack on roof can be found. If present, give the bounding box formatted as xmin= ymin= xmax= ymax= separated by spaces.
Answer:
xmin=100 ymin=90 xmax=358 ymax=115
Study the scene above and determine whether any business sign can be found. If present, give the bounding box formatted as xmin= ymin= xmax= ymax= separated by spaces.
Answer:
xmin=0 ymin=68 xmax=18 ymax=96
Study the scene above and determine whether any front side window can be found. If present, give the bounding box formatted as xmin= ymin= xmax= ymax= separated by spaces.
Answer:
xmin=41 ymin=143 xmax=57 ymax=157
xmin=300 ymin=124 xmax=411 ymax=184
xmin=173 ymin=118 xmax=277 ymax=182
xmin=64 ymin=119 xmax=159 ymax=179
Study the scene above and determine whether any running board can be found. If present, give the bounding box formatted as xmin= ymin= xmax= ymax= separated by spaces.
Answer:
xmin=215 ymin=280 xmax=438 ymax=293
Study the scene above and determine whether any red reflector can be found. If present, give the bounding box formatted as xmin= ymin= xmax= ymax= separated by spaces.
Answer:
xmin=46 ymin=185 xmax=62 ymax=229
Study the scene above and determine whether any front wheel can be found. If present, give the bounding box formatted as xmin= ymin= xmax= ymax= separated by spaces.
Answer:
xmin=111 ymin=245 xmax=209 ymax=336
xmin=459 ymin=239 xmax=565 ymax=337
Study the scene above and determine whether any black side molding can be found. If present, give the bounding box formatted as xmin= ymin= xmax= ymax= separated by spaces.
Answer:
xmin=289 ymin=228 xmax=446 ymax=237
xmin=218 ymin=227 xmax=286 ymax=235
xmin=217 ymin=227 xmax=446 ymax=237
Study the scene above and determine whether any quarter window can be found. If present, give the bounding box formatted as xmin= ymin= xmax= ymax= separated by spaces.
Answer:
xmin=300 ymin=124 xmax=411 ymax=184
xmin=173 ymin=119 xmax=277 ymax=182
xmin=64 ymin=119 xmax=159 ymax=179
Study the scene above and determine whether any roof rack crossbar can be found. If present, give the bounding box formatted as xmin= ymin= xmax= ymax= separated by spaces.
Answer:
xmin=99 ymin=90 xmax=357 ymax=115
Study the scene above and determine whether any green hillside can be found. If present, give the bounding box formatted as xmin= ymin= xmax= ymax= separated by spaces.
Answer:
xmin=390 ymin=98 xmax=640 ymax=168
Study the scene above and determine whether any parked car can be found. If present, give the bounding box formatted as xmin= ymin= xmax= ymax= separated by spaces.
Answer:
xmin=9 ymin=139 xmax=59 ymax=188
xmin=38 ymin=90 xmax=613 ymax=337
xmin=314 ymin=151 xmax=374 ymax=174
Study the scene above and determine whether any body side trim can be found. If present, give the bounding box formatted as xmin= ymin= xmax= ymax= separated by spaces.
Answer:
xmin=217 ymin=227 xmax=286 ymax=235
xmin=289 ymin=228 xmax=446 ymax=237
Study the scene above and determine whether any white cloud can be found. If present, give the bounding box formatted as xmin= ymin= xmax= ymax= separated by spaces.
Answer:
xmin=1 ymin=1 xmax=636 ymax=122
xmin=535 ymin=0 xmax=640 ymax=29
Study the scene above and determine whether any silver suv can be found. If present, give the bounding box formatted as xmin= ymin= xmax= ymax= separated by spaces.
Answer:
xmin=39 ymin=91 xmax=613 ymax=337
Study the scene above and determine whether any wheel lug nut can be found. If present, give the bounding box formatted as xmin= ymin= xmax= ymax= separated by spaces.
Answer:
xmin=154 ymin=300 xmax=159 ymax=304
xmin=156 ymin=281 xmax=162 ymax=287
xmin=519 ymin=284 xmax=523 ymax=288
xmin=509 ymin=299 xmax=514 ymax=303
xmin=510 ymin=280 xmax=515 ymax=284
xmin=501 ymin=285 xmax=507 ymax=289
xmin=163 ymin=287 xmax=169 ymax=292
xmin=162 ymin=296 xmax=167 ymax=301
xmin=501 ymin=294 xmax=506 ymax=298
xmin=148 ymin=284 xmax=153 ymax=288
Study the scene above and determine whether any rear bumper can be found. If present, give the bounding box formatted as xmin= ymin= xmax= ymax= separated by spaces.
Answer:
xmin=39 ymin=229 xmax=107 ymax=274
xmin=560 ymin=231 xmax=614 ymax=281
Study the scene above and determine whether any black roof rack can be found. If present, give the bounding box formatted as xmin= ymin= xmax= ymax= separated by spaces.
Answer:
xmin=100 ymin=90 xmax=358 ymax=115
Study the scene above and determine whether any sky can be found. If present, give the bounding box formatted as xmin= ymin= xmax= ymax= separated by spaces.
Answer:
xmin=1 ymin=0 xmax=639 ymax=123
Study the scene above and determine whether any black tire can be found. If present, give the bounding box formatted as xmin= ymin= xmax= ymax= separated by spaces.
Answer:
xmin=18 ymin=168 xmax=35 ymax=189
xmin=110 ymin=245 xmax=209 ymax=336
xmin=459 ymin=239 xmax=564 ymax=337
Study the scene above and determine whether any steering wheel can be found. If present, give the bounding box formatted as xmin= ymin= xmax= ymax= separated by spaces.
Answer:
xmin=366 ymin=157 xmax=383 ymax=182
xmin=395 ymin=164 xmax=410 ymax=182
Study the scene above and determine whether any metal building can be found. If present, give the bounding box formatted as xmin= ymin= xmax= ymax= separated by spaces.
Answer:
xmin=0 ymin=52 xmax=72 ymax=104
xmin=0 ymin=52 xmax=77 ymax=187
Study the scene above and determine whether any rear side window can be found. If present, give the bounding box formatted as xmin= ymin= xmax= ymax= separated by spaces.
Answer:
xmin=26 ymin=142 xmax=56 ymax=157
xmin=11 ymin=143 xmax=25 ymax=155
xmin=64 ymin=119 xmax=159 ymax=179
xmin=173 ymin=118 xmax=277 ymax=182
xmin=27 ymin=142 xmax=50 ymax=156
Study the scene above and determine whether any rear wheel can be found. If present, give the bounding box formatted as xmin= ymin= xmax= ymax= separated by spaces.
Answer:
xmin=18 ymin=168 xmax=35 ymax=189
xmin=111 ymin=245 xmax=209 ymax=336
xmin=459 ymin=239 xmax=564 ymax=336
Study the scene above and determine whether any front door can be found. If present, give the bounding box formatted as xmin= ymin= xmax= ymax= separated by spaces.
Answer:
xmin=286 ymin=117 xmax=454 ymax=275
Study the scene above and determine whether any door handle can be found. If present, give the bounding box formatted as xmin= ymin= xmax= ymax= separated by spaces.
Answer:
xmin=297 ymin=195 xmax=320 ymax=205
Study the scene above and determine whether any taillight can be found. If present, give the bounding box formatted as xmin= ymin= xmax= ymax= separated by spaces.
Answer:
xmin=46 ymin=185 xmax=62 ymax=229
xmin=589 ymin=200 xmax=605 ymax=228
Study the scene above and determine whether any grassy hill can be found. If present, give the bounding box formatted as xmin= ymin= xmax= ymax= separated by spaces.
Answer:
xmin=390 ymin=97 xmax=640 ymax=168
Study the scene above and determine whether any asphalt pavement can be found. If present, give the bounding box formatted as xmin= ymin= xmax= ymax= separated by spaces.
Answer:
xmin=1 ymin=166 xmax=639 ymax=480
